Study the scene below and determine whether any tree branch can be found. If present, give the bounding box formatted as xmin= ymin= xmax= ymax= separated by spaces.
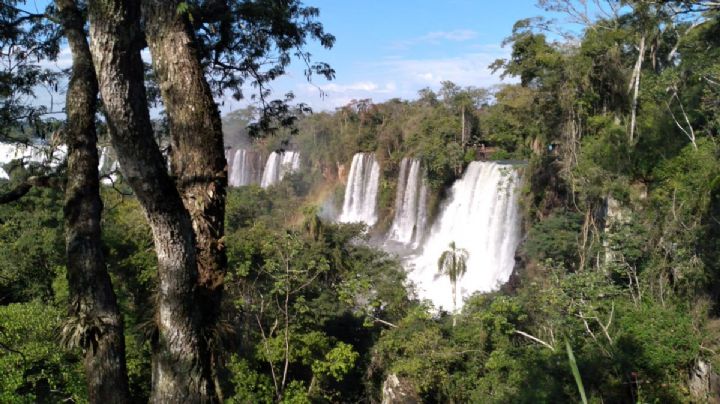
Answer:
xmin=0 ymin=175 xmax=56 ymax=204
xmin=514 ymin=329 xmax=556 ymax=351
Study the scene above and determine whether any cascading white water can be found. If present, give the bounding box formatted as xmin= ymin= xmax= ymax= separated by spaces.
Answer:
xmin=0 ymin=142 xmax=67 ymax=179
xmin=228 ymin=149 xmax=263 ymax=187
xmin=98 ymin=146 xmax=108 ymax=173
xmin=225 ymin=148 xmax=234 ymax=177
xmin=408 ymin=161 xmax=522 ymax=311
xmin=98 ymin=146 xmax=114 ymax=184
xmin=339 ymin=152 xmax=381 ymax=226
xmin=260 ymin=150 xmax=301 ymax=188
xmin=97 ymin=146 xmax=127 ymax=185
xmin=387 ymin=157 xmax=428 ymax=248
xmin=0 ymin=143 xmax=13 ymax=179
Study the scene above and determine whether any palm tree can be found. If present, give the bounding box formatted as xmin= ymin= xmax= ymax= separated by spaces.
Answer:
xmin=437 ymin=241 xmax=469 ymax=326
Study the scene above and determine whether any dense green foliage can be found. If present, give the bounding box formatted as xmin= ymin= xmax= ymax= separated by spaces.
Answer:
xmin=3 ymin=1 xmax=720 ymax=402
xmin=0 ymin=185 xmax=64 ymax=303
xmin=235 ymin=2 xmax=720 ymax=401
xmin=222 ymin=186 xmax=410 ymax=401
xmin=0 ymin=301 xmax=86 ymax=403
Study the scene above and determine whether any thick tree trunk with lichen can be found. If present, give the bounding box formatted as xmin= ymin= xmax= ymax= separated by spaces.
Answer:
xmin=56 ymin=1 xmax=130 ymax=402
xmin=142 ymin=3 xmax=227 ymax=391
xmin=87 ymin=0 xmax=216 ymax=401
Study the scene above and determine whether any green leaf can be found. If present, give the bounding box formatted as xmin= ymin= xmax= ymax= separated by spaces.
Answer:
xmin=566 ymin=341 xmax=588 ymax=404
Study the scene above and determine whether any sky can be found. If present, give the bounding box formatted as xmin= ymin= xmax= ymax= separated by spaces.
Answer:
xmin=218 ymin=0 xmax=548 ymax=114
xmin=28 ymin=0 xmax=558 ymax=116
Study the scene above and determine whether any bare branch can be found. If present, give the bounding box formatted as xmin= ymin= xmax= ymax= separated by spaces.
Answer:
xmin=667 ymin=19 xmax=704 ymax=62
xmin=665 ymin=87 xmax=697 ymax=150
xmin=369 ymin=316 xmax=398 ymax=328
xmin=514 ymin=329 xmax=556 ymax=351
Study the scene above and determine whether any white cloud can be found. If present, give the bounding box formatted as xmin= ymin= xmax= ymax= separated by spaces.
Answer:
xmin=37 ymin=45 xmax=152 ymax=71
xmin=417 ymin=72 xmax=434 ymax=81
xmin=378 ymin=51 xmax=509 ymax=88
xmin=420 ymin=29 xmax=478 ymax=42
xmin=320 ymin=81 xmax=398 ymax=94
xmin=321 ymin=81 xmax=379 ymax=92
xmin=38 ymin=46 xmax=73 ymax=71
xmin=31 ymin=46 xmax=157 ymax=116
xmin=291 ymin=80 xmax=400 ymax=109
xmin=391 ymin=29 xmax=478 ymax=49
xmin=290 ymin=46 xmax=513 ymax=111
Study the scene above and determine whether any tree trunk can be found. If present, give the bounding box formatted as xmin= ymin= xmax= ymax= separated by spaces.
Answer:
xmin=141 ymin=0 xmax=227 ymax=385
xmin=461 ymin=106 xmax=466 ymax=147
xmin=87 ymin=1 xmax=215 ymax=401
xmin=628 ymin=35 xmax=645 ymax=142
xmin=56 ymin=1 xmax=130 ymax=402
xmin=452 ymin=282 xmax=457 ymax=327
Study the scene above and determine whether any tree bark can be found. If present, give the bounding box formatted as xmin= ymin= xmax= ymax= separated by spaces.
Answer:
xmin=628 ymin=35 xmax=645 ymax=142
xmin=0 ymin=175 xmax=64 ymax=204
xmin=0 ymin=182 xmax=32 ymax=204
xmin=461 ymin=105 xmax=466 ymax=146
xmin=452 ymin=282 xmax=457 ymax=327
xmin=56 ymin=1 xmax=130 ymax=402
xmin=141 ymin=2 xmax=227 ymax=398
xmin=87 ymin=0 xmax=215 ymax=401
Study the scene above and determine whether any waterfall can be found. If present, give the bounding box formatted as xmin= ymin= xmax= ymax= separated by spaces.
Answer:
xmin=408 ymin=161 xmax=522 ymax=311
xmin=98 ymin=146 xmax=108 ymax=173
xmin=225 ymin=148 xmax=233 ymax=176
xmin=97 ymin=146 xmax=122 ymax=184
xmin=260 ymin=150 xmax=301 ymax=188
xmin=98 ymin=146 xmax=117 ymax=174
xmin=0 ymin=142 xmax=66 ymax=179
xmin=228 ymin=148 xmax=263 ymax=187
xmin=0 ymin=143 xmax=12 ymax=179
xmin=98 ymin=146 xmax=111 ymax=183
xmin=387 ymin=157 xmax=428 ymax=248
xmin=339 ymin=152 xmax=381 ymax=226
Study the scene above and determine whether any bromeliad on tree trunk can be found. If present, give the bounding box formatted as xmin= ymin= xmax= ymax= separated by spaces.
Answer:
xmin=87 ymin=0 xmax=216 ymax=401
xmin=141 ymin=2 xmax=228 ymax=397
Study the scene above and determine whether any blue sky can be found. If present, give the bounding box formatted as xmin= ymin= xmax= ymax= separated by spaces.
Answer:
xmin=33 ymin=1 xmax=557 ymax=115
xmin=218 ymin=0 xmax=550 ymax=114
